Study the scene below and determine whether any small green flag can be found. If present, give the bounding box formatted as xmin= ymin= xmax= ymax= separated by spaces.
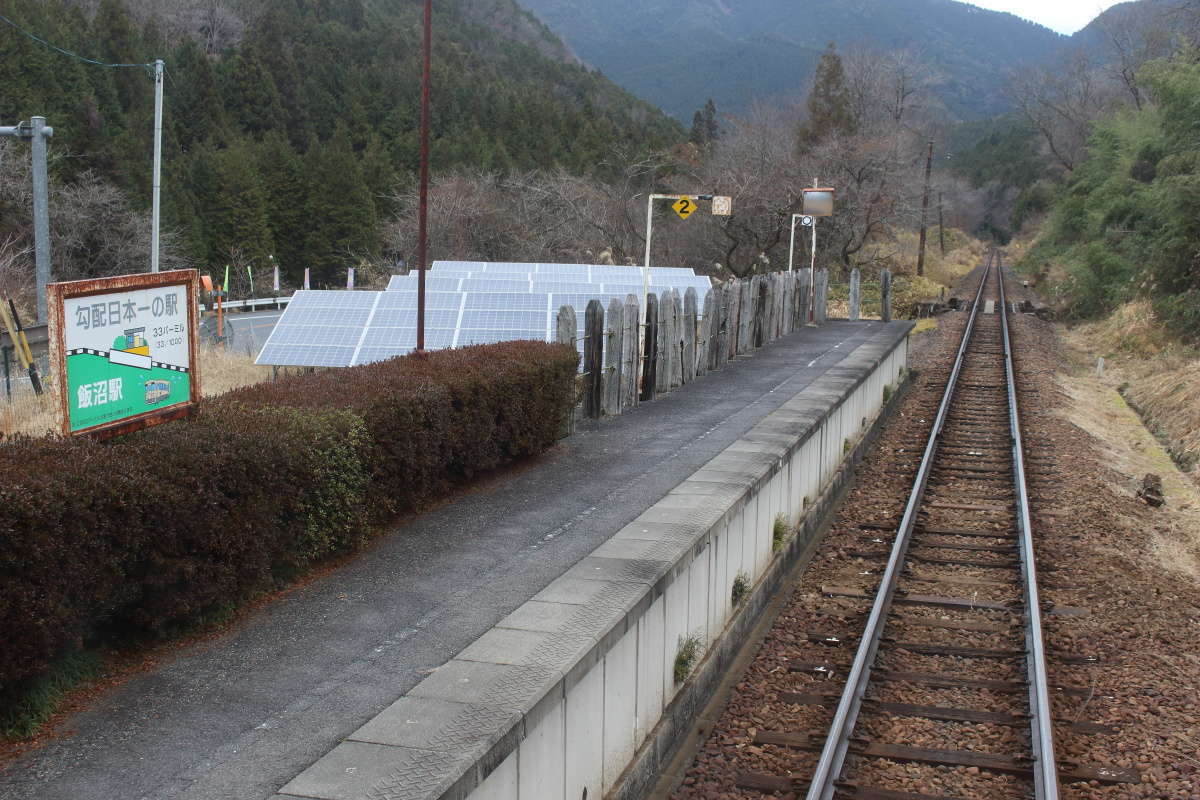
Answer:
xmin=247 ymin=265 xmax=254 ymax=295
xmin=224 ymin=264 xmax=230 ymax=293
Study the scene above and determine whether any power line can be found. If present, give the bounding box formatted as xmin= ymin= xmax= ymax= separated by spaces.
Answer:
xmin=0 ymin=11 xmax=154 ymax=69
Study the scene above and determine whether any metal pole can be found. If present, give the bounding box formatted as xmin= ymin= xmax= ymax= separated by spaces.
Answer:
xmin=641 ymin=194 xmax=654 ymax=328
xmin=416 ymin=0 xmax=432 ymax=353
xmin=29 ymin=117 xmax=52 ymax=325
xmin=788 ymin=214 xmax=799 ymax=272
xmin=809 ymin=218 xmax=817 ymax=324
xmin=151 ymin=59 xmax=164 ymax=273
xmin=917 ymin=140 xmax=933 ymax=277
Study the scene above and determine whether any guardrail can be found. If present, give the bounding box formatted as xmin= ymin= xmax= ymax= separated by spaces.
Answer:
xmin=198 ymin=296 xmax=292 ymax=312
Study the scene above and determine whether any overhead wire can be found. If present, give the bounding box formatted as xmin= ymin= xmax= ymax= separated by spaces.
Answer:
xmin=0 ymin=11 xmax=155 ymax=69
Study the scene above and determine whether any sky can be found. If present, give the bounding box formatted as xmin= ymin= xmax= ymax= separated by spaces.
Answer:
xmin=965 ymin=1 xmax=1125 ymax=34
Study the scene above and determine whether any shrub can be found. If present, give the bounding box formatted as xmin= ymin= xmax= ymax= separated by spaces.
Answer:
xmin=673 ymin=633 xmax=702 ymax=685
xmin=222 ymin=342 xmax=578 ymax=516
xmin=0 ymin=341 xmax=577 ymax=717
xmin=731 ymin=572 xmax=750 ymax=606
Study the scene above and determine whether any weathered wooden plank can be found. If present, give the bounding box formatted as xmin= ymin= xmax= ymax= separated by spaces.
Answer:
xmin=735 ymin=773 xmax=792 ymax=793
xmin=881 ymin=268 xmax=893 ymax=322
xmin=603 ymin=297 xmax=623 ymax=417
xmin=844 ymin=787 xmax=970 ymax=800
xmin=683 ymin=287 xmax=697 ymax=384
xmin=850 ymin=268 xmax=861 ymax=321
xmin=583 ymin=300 xmax=604 ymax=419
xmin=729 ymin=281 xmax=748 ymax=357
xmin=696 ymin=289 xmax=711 ymax=378
xmin=821 ymin=586 xmax=1014 ymax=612
xmin=655 ymin=290 xmax=672 ymax=394
xmin=640 ymin=293 xmax=658 ymax=402
xmin=621 ymin=295 xmax=638 ymax=411
xmin=555 ymin=305 xmax=576 ymax=348
xmin=814 ymin=268 xmax=829 ymax=324
xmin=670 ymin=289 xmax=684 ymax=388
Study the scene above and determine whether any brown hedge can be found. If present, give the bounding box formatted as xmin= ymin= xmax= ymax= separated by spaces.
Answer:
xmin=221 ymin=341 xmax=579 ymax=515
xmin=0 ymin=341 xmax=577 ymax=710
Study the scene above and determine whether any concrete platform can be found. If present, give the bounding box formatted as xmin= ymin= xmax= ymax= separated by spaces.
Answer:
xmin=0 ymin=320 xmax=912 ymax=800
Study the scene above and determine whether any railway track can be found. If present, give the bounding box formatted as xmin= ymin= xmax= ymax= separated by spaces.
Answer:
xmin=724 ymin=254 xmax=1140 ymax=800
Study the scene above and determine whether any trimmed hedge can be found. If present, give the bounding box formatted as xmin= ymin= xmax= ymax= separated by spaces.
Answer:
xmin=0 ymin=341 xmax=577 ymax=712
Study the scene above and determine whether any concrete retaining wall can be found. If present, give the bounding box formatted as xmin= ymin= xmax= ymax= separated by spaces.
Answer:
xmin=275 ymin=323 xmax=912 ymax=800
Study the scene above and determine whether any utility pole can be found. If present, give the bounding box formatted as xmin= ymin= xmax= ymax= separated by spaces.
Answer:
xmin=1 ymin=117 xmax=54 ymax=324
xmin=916 ymin=140 xmax=933 ymax=277
xmin=151 ymin=58 xmax=164 ymax=272
xmin=416 ymin=0 xmax=432 ymax=354
xmin=938 ymin=190 xmax=946 ymax=256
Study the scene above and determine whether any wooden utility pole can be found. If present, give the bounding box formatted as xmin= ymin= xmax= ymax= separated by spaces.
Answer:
xmin=416 ymin=0 xmax=431 ymax=353
xmin=916 ymin=140 xmax=933 ymax=277
xmin=938 ymin=190 xmax=946 ymax=256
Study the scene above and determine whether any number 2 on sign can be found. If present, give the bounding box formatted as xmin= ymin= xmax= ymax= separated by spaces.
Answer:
xmin=673 ymin=196 xmax=696 ymax=220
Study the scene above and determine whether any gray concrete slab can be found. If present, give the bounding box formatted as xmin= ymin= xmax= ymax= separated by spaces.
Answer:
xmin=0 ymin=320 xmax=909 ymax=800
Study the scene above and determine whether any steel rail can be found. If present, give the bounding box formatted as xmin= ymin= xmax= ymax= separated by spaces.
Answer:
xmin=998 ymin=257 xmax=1060 ymax=799
xmin=803 ymin=253 xmax=994 ymax=800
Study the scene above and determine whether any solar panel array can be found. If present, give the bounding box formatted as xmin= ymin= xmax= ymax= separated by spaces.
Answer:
xmin=256 ymin=261 xmax=712 ymax=368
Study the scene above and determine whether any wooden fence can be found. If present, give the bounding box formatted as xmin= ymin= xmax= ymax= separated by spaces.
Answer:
xmin=556 ymin=267 xmax=891 ymax=421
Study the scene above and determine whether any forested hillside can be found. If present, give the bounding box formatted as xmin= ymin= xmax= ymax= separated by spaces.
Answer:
xmin=516 ymin=0 xmax=1065 ymax=120
xmin=0 ymin=0 xmax=682 ymax=286
xmin=1020 ymin=49 xmax=1200 ymax=339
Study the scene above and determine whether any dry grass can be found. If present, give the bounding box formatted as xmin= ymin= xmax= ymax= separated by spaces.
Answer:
xmin=1063 ymin=300 xmax=1200 ymax=480
xmin=1070 ymin=299 xmax=1188 ymax=363
xmin=0 ymin=383 xmax=61 ymax=439
xmin=1058 ymin=373 xmax=1200 ymax=581
xmin=862 ymin=229 xmax=985 ymax=291
xmin=1 ymin=346 xmax=272 ymax=439
xmin=198 ymin=345 xmax=273 ymax=398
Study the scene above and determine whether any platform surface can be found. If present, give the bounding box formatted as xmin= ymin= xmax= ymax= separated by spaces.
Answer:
xmin=0 ymin=320 xmax=910 ymax=800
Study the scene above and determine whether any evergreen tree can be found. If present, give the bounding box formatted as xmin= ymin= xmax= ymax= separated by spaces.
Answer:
xmin=93 ymin=0 xmax=144 ymax=117
xmin=303 ymin=129 xmax=377 ymax=285
xmin=210 ymin=145 xmax=275 ymax=268
xmin=256 ymin=133 xmax=308 ymax=283
xmin=222 ymin=49 xmax=287 ymax=139
xmin=797 ymin=43 xmax=856 ymax=153
xmin=689 ymin=98 xmax=719 ymax=149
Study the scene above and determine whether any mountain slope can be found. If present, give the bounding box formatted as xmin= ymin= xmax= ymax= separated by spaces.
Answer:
xmin=516 ymin=0 xmax=1066 ymax=120
xmin=0 ymin=0 xmax=682 ymax=280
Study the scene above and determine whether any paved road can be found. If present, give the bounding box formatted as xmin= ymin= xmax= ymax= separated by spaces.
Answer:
xmin=0 ymin=321 xmax=909 ymax=800
xmin=223 ymin=310 xmax=282 ymax=358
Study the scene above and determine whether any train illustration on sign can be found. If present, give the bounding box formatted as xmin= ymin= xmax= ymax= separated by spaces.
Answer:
xmin=144 ymin=379 xmax=171 ymax=405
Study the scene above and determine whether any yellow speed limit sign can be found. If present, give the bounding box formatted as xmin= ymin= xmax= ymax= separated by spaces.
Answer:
xmin=672 ymin=196 xmax=697 ymax=220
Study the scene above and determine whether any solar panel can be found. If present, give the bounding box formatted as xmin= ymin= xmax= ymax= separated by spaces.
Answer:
xmin=459 ymin=278 xmax=532 ymax=292
xmin=529 ymin=279 xmax=596 ymax=291
xmin=370 ymin=308 xmax=459 ymax=328
xmin=463 ymin=293 xmax=547 ymax=311
xmin=268 ymin=324 xmax=365 ymax=347
xmin=599 ymin=283 xmax=647 ymax=296
xmin=387 ymin=274 xmax=465 ymax=291
xmin=377 ymin=291 xmax=463 ymax=310
xmin=276 ymin=307 xmax=374 ymax=327
xmin=258 ymin=266 xmax=705 ymax=369
xmin=286 ymin=290 xmax=378 ymax=309
xmin=460 ymin=309 xmax=547 ymax=330
xmin=258 ymin=343 xmax=359 ymax=367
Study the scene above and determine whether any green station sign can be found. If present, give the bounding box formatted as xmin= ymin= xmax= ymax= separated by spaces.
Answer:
xmin=49 ymin=270 xmax=200 ymax=437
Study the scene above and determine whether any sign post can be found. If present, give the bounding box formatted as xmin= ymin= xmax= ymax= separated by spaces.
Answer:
xmin=641 ymin=192 xmax=732 ymax=326
xmin=802 ymin=186 xmax=836 ymax=324
xmin=47 ymin=270 xmax=200 ymax=438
